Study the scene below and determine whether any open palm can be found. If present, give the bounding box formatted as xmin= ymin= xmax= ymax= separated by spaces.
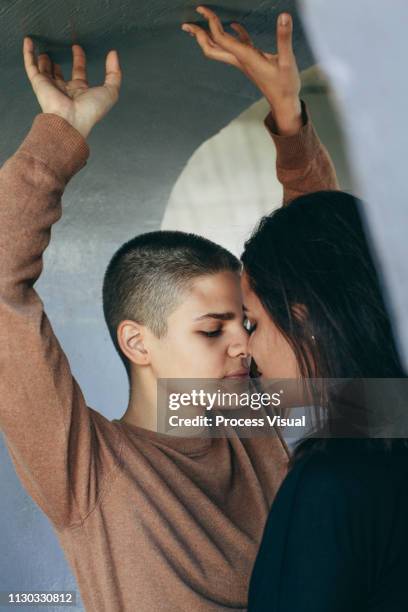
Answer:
xmin=23 ymin=37 xmax=122 ymax=138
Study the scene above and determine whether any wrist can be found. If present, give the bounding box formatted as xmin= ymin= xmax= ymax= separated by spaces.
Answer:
xmin=73 ymin=122 xmax=92 ymax=140
xmin=268 ymin=97 xmax=303 ymax=136
xmin=45 ymin=111 xmax=92 ymax=140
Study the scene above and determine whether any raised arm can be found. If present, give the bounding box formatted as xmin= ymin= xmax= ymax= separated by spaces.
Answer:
xmin=0 ymin=39 xmax=122 ymax=530
xmin=263 ymin=100 xmax=339 ymax=204
xmin=182 ymin=7 xmax=339 ymax=205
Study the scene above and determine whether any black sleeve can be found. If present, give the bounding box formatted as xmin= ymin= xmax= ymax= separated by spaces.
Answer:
xmin=248 ymin=449 xmax=376 ymax=612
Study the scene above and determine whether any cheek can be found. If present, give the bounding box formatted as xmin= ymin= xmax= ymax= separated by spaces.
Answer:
xmin=164 ymin=334 xmax=229 ymax=378
xmin=194 ymin=346 xmax=226 ymax=377
xmin=249 ymin=325 xmax=298 ymax=378
xmin=248 ymin=331 xmax=268 ymax=371
xmin=151 ymin=333 xmax=191 ymax=376
xmin=193 ymin=336 xmax=231 ymax=372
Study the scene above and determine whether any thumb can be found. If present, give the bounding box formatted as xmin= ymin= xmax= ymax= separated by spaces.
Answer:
xmin=104 ymin=49 xmax=122 ymax=91
xmin=276 ymin=13 xmax=294 ymax=67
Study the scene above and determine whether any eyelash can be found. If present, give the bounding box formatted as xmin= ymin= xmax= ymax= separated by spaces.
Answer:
xmin=200 ymin=329 xmax=223 ymax=338
xmin=199 ymin=318 xmax=256 ymax=338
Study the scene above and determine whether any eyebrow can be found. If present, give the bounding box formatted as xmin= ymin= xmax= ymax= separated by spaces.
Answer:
xmin=193 ymin=312 xmax=236 ymax=322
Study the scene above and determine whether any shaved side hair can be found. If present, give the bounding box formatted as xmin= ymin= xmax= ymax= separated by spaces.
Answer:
xmin=103 ymin=230 xmax=240 ymax=377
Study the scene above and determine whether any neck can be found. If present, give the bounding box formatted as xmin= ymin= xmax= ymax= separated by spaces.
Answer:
xmin=120 ymin=368 xmax=158 ymax=432
xmin=119 ymin=370 xmax=210 ymax=437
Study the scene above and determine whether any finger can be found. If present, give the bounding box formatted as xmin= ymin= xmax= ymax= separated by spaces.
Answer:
xmin=262 ymin=52 xmax=276 ymax=61
xmin=38 ymin=52 xmax=53 ymax=77
xmin=53 ymin=63 xmax=65 ymax=82
xmin=182 ymin=24 xmax=240 ymax=66
xmin=71 ymin=44 xmax=87 ymax=81
xmin=182 ymin=23 xmax=212 ymax=46
xmin=196 ymin=6 xmax=225 ymax=42
xmin=104 ymin=50 xmax=122 ymax=92
xmin=196 ymin=6 xmax=259 ymax=64
xmin=196 ymin=5 xmax=241 ymax=50
xmin=182 ymin=24 xmax=218 ymax=50
xmin=230 ymin=22 xmax=254 ymax=46
xmin=23 ymin=37 xmax=40 ymax=82
xmin=277 ymin=13 xmax=295 ymax=67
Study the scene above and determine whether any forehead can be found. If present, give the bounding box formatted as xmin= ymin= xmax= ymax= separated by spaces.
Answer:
xmin=241 ymin=271 xmax=263 ymax=314
xmin=173 ymin=271 xmax=243 ymax=318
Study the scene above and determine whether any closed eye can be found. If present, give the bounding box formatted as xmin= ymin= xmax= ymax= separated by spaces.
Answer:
xmin=200 ymin=329 xmax=223 ymax=338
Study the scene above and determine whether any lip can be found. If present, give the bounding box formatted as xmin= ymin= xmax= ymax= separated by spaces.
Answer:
xmin=223 ymin=370 xmax=250 ymax=379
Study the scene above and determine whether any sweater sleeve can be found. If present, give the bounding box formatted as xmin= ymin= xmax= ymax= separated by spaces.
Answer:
xmin=0 ymin=114 xmax=122 ymax=530
xmin=264 ymin=100 xmax=340 ymax=205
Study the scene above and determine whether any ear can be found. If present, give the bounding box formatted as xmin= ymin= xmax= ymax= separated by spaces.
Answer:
xmin=291 ymin=303 xmax=308 ymax=323
xmin=117 ymin=320 xmax=151 ymax=366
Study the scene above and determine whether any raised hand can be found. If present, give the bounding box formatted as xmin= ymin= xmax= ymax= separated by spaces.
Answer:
xmin=182 ymin=6 xmax=302 ymax=135
xmin=23 ymin=37 xmax=122 ymax=139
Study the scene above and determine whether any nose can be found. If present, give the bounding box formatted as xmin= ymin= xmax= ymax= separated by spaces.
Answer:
xmin=227 ymin=326 xmax=249 ymax=359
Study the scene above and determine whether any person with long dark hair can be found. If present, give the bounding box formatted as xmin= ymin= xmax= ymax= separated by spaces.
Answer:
xmin=186 ymin=7 xmax=408 ymax=610
xmin=242 ymin=191 xmax=408 ymax=612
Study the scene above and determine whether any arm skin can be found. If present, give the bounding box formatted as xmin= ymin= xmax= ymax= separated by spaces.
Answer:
xmin=0 ymin=115 xmax=122 ymax=530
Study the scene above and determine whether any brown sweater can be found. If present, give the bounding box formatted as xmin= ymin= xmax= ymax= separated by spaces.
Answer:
xmin=0 ymin=102 xmax=338 ymax=612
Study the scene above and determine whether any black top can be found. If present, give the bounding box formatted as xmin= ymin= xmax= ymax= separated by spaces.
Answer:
xmin=248 ymin=439 xmax=408 ymax=612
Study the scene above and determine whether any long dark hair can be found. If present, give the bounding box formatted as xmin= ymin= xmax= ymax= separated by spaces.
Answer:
xmin=242 ymin=191 xmax=406 ymax=461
